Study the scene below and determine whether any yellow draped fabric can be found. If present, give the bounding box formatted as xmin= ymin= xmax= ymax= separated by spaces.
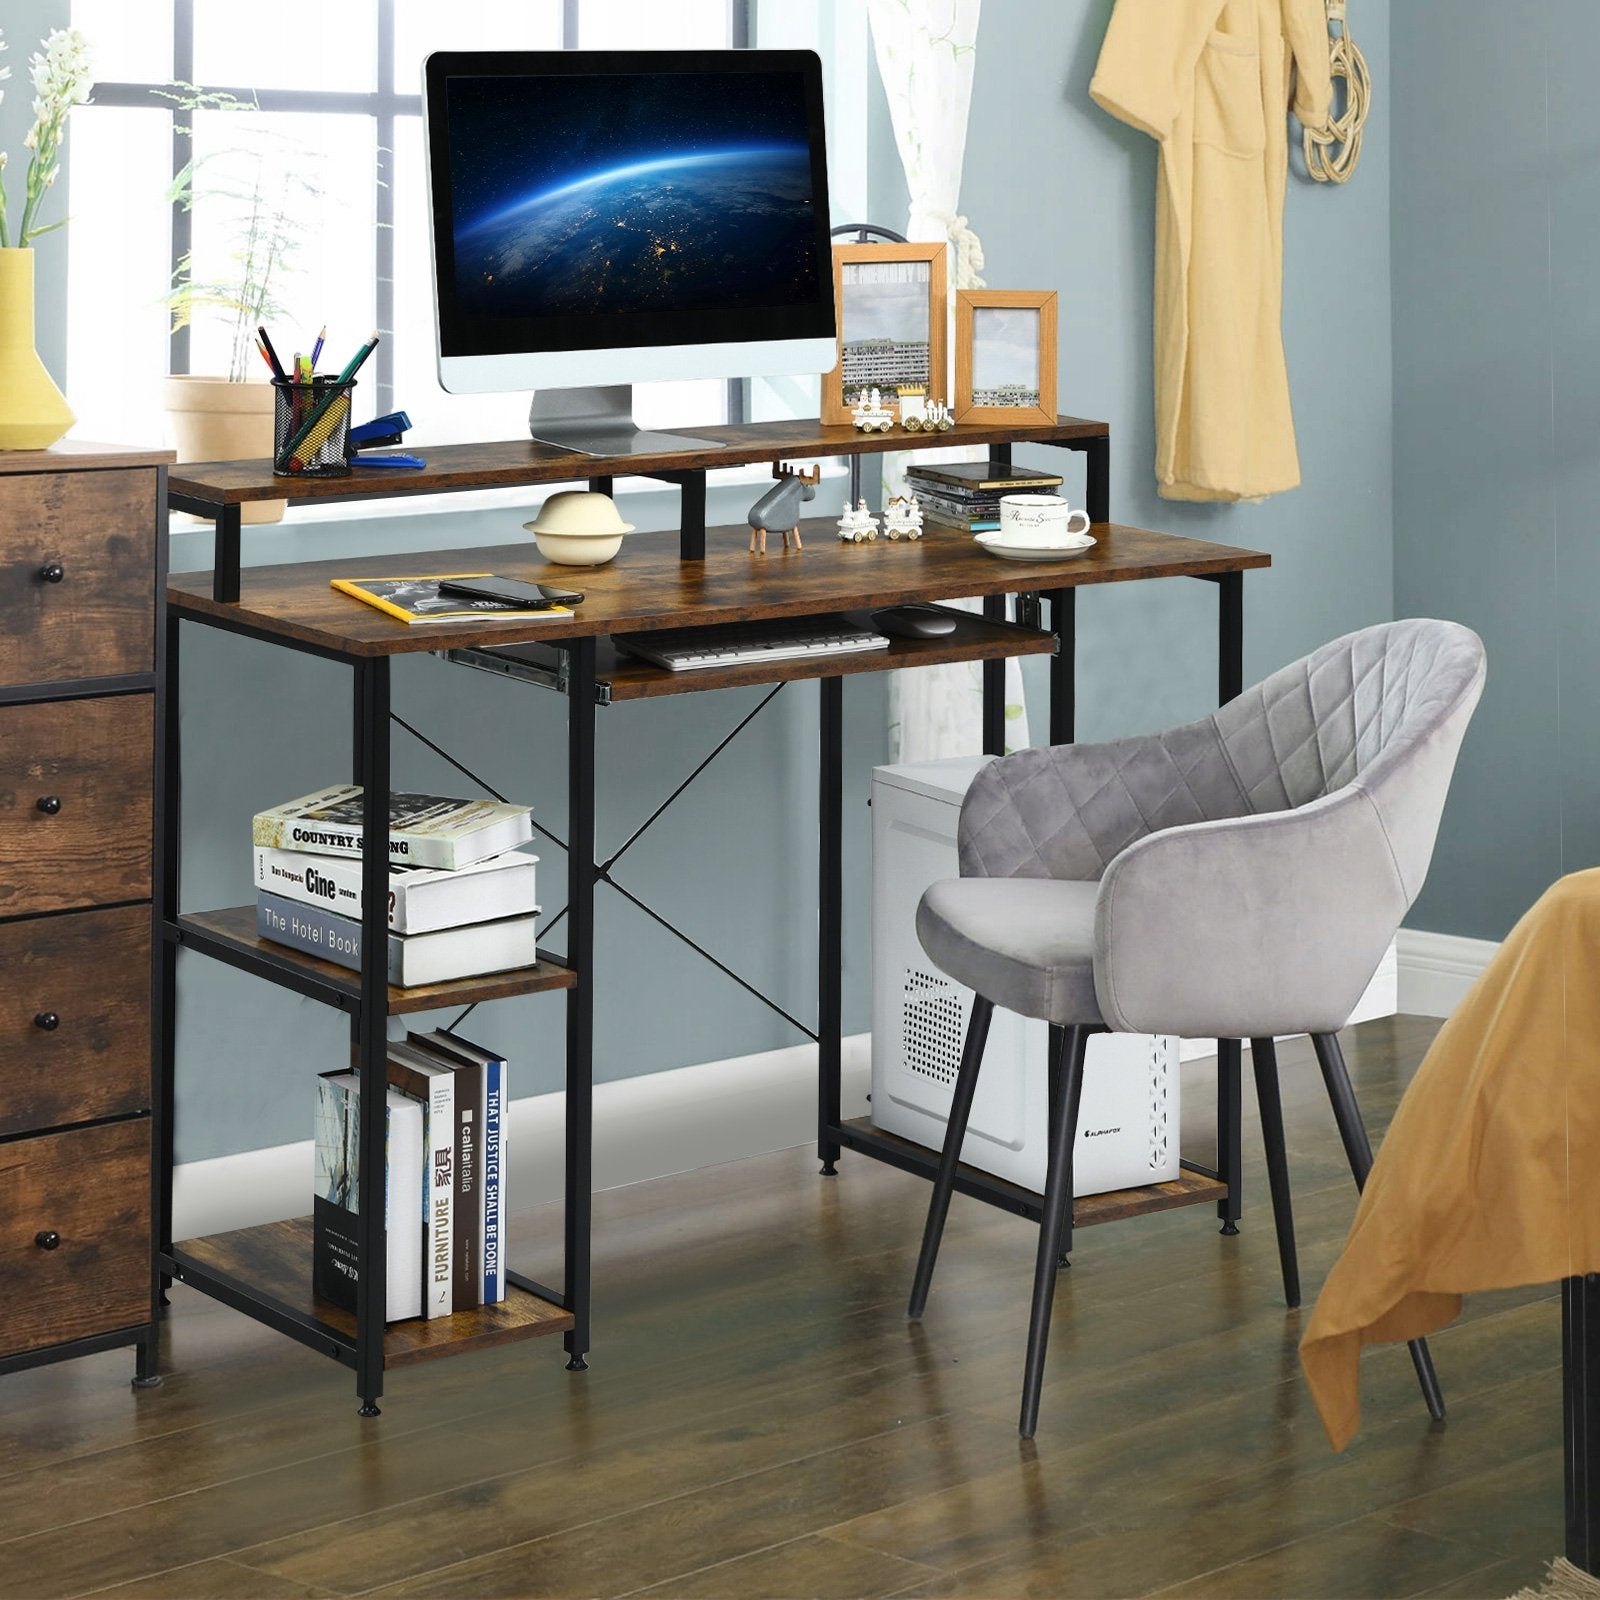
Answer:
xmin=1090 ymin=0 xmax=1331 ymax=501
xmin=1301 ymin=870 xmax=1600 ymax=1450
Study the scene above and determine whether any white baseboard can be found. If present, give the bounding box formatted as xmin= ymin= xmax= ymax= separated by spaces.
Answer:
xmin=172 ymin=1035 xmax=872 ymax=1241
xmin=1396 ymin=927 xmax=1497 ymax=1018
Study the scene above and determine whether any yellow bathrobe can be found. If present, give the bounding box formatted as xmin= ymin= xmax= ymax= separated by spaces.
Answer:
xmin=1091 ymin=0 xmax=1332 ymax=501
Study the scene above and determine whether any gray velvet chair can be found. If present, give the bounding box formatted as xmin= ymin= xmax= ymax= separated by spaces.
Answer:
xmin=908 ymin=618 xmax=1487 ymax=1437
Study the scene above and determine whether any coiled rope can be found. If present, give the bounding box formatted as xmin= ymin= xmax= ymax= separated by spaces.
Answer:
xmin=1303 ymin=0 xmax=1370 ymax=184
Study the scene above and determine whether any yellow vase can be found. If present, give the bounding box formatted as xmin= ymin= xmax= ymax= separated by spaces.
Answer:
xmin=0 ymin=248 xmax=75 ymax=451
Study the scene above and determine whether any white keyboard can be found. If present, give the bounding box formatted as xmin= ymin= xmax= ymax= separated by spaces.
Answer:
xmin=617 ymin=614 xmax=891 ymax=672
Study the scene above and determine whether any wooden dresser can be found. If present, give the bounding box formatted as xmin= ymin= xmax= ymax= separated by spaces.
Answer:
xmin=0 ymin=444 xmax=170 ymax=1386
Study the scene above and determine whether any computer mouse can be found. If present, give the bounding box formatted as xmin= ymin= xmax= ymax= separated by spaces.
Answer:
xmin=871 ymin=605 xmax=960 ymax=639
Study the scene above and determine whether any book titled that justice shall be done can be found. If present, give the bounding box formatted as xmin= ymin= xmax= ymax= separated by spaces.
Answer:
xmin=252 ymin=784 xmax=533 ymax=871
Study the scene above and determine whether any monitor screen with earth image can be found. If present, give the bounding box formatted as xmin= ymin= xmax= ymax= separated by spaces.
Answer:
xmin=424 ymin=50 xmax=838 ymax=455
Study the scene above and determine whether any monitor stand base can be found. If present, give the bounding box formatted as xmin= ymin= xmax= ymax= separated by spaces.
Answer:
xmin=527 ymin=385 xmax=726 ymax=458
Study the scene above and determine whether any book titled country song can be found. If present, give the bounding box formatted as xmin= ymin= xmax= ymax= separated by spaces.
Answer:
xmin=330 ymin=573 xmax=572 ymax=625
xmin=253 ymin=785 xmax=533 ymax=870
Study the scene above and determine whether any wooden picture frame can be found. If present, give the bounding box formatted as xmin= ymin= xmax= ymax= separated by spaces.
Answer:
xmin=823 ymin=241 xmax=948 ymax=427
xmin=954 ymin=289 xmax=1057 ymax=427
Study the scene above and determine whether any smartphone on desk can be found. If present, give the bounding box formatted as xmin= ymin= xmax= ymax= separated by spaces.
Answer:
xmin=436 ymin=576 xmax=584 ymax=608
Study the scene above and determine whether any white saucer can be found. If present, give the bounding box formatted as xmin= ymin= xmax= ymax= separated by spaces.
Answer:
xmin=974 ymin=530 xmax=1097 ymax=562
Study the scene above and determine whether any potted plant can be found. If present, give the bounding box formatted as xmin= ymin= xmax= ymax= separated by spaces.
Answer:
xmin=161 ymin=90 xmax=318 ymax=520
xmin=0 ymin=25 xmax=92 ymax=450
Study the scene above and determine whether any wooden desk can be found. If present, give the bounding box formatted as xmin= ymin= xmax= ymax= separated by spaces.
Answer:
xmin=156 ymin=421 xmax=1270 ymax=1414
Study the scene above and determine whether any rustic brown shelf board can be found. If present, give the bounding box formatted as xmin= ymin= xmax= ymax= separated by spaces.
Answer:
xmin=167 ymin=415 xmax=1110 ymax=507
xmin=179 ymin=906 xmax=575 ymax=1014
xmin=841 ymin=1117 xmax=1228 ymax=1227
xmin=168 ymin=521 xmax=1270 ymax=659
xmin=6 ymin=442 xmax=175 ymax=474
xmin=175 ymin=1217 xmax=572 ymax=1368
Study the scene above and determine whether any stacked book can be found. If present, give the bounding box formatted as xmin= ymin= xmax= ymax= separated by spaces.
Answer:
xmin=313 ymin=1029 xmax=509 ymax=1322
xmin=904 ymin=460 xmax=1065 ymax=534
xmin=252 ymin=785 xmax=541 ymax=987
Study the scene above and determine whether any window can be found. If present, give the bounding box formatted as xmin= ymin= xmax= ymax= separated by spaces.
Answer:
xmin=67 ymin=0 xmax=750 ymax=450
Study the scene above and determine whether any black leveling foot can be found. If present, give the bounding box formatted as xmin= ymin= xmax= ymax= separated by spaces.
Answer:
xmin=565 ymin=1354 xmax=589 ymax=1372
xmin=1220 ymin=1221 xmax=1240 ymax=1236
xmin=820 ymin=1160 xmax=838 ymax=1176
xmin=358 ymin=1401 xmax=381 ymax=1417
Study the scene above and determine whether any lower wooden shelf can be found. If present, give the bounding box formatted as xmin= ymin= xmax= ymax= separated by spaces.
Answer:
xmin=837 ymin=1117 xmax=1227 ymax=1226
xmin=172 ymin=1216 xmax=573 ymax=1369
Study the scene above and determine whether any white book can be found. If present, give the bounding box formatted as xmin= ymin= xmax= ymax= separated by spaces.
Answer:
xmin=253 ymin=844 xmax=539 ymax=934
xmin=313 ymin=1073 xmax=423 ymax=1323
xmin=257 ymin=892 xmax=540 ymax=987
xmin=387 ymin=1042 xmax=455 ymax=1319
xmin=252 ymin=784 xmax=533 ymax=870
xmin=413 ymin=1029 xmax=508 ymax=1305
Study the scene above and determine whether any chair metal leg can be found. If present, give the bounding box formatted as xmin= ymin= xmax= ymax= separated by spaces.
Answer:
xmin=908 ymin=996 xmax=994 ymax=1320
xmin=1019 ymin=1023 xmax=1089 ymax=1439
xmin=1311 ymin=1031 xmax=1446 ymax=1422
xmin=1217 ymin=1039 xmax=1243 ymax=1234
xmin=1047 ymin=1027 xmax=1074 ymax=1267
xmin=1250 ymin=1037 xmax=1301 ymax=1308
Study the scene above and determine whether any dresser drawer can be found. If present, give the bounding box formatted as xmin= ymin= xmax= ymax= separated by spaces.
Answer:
xmin=0 ymin=1119 xmax=149 ymax=1357
xmin=0 ymin=469 xmax=157 ymax=688
xmin=0 ymin=694 xmax=152 ymax=915
xmin=0 ymin=906 xmax=149 ymax=1138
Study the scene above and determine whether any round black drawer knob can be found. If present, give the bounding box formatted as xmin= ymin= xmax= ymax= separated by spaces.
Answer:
xmin=33 ymin=1012 xmax=59 ymax=1032
xmin=34 ymin=1231 xmax=60 ymax=1251
xmin=36 ymin=796 xmax=61 ymax=815
xmin=37 ymin=563 xmax=65 ymax=584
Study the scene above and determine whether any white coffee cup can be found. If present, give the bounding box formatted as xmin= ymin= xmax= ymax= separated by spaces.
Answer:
xmin=998 ymin=493 xmax=1092 ymax=547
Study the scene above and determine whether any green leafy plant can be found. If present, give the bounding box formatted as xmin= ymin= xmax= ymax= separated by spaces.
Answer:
xmin=0 ymin=26 xmax=94 ymax=248
xmin=161 ymin=86 xmax=321 ymax=382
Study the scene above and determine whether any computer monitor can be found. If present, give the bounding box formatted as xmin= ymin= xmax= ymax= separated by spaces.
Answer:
xmin=422 ymin=49 xmax=838 ymax=456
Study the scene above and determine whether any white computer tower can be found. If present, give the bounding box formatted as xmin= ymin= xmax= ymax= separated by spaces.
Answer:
xmin=871 ymin=755 xmax=1181 ymax=1197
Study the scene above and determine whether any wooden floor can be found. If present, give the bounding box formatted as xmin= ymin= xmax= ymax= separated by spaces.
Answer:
xmin=0 ymin=1017 xmax=1563 ymax=1599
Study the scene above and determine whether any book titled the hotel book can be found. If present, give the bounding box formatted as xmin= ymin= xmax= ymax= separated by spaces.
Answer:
xmin=257 ymin=891 xmax=539 ymax=987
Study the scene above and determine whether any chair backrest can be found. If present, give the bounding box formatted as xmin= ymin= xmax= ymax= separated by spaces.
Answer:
xmin=1214 ymin=618 xmax=1486 ymax=902
xmin=957 ymin=619 xmax=1485 ymax=908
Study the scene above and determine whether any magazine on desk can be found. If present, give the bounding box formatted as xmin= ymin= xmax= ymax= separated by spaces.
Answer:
xmin=330 ymin=574 xmax=573 ymax=626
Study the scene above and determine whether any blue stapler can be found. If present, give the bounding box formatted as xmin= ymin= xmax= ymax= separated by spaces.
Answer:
xmin=348 ymin=410 xmax=413 ymax=449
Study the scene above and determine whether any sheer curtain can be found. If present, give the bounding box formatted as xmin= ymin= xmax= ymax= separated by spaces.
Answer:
xmin=867 ymin=0 xmax=1026 ymax=763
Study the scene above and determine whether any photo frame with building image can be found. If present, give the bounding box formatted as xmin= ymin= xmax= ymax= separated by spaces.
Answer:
xmin=824 ymin=241 xmax=948 ymax=427
xmin=954 ymin=289 xmax=1058 ymax=426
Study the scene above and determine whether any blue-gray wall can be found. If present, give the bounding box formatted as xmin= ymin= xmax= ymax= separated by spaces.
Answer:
xmin=875 ymin=1 xmax=1394 ymax=748
xmin=1392 ymin=0 xmax=1595 ymax=941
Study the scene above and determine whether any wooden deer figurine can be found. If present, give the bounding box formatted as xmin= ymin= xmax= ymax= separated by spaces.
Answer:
xmin=748 ymin=462 xmax=821 ymax=553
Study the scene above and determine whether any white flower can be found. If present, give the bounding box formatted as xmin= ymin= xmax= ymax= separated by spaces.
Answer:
xmin=30 ymin=28 xmax=93 ymax=108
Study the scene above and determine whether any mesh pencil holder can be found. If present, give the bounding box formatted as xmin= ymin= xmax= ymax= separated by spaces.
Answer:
xmin=272 ymin=377 xmax=356 ymax=477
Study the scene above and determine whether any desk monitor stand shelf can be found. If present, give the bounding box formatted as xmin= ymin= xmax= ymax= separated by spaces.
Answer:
xmin=158 ymin=416 xmax=1268 ymax=1414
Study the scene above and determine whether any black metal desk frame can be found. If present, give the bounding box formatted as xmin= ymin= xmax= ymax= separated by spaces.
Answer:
xmin=155 ymin=422 xmax=1253 ymax=1416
